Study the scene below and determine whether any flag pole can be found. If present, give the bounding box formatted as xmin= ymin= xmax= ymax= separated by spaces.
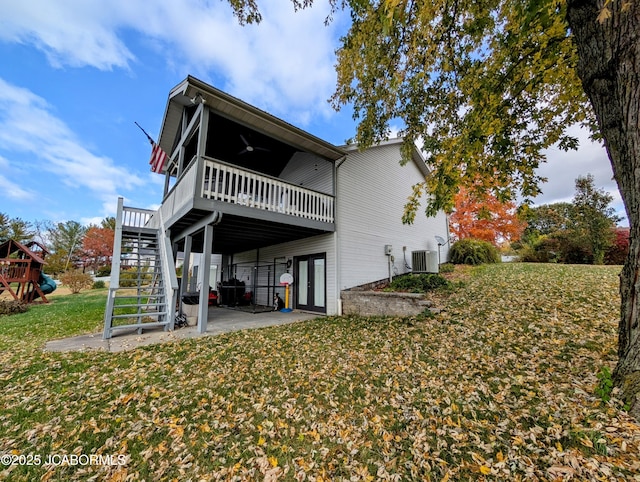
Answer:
xmin=134 ymin=121 xmax=155 ymax=145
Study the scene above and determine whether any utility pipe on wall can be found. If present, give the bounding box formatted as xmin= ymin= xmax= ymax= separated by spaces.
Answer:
xmin=385 ymin=245 xmax=393 ymax=283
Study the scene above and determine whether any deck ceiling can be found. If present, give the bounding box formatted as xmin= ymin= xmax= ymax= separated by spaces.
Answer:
xmin=205 ymin=112 xmax=298 ymax=178
xmin=171 ymin=210 xmax=330 ymax=254
xmin=158 ymin=75 xmax=346 ymax=169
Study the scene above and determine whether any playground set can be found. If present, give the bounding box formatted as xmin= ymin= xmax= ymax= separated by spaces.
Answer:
xmin=0 ymin=239 xmax=57 ymax=303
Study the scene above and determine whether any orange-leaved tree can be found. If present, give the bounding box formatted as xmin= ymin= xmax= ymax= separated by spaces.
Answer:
xmin=450 ymin=187 xmax=526 ymax=247
xmin=82 ymin=226 xmax=114 ymax=272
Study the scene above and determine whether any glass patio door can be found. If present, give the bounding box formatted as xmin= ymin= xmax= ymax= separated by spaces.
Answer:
xmin=295 ymin=253 xmax=326 ymax=313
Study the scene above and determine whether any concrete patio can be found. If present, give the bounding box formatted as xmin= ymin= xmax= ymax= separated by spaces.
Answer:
xmin=44 ymin=307 xmax=321 ymax=353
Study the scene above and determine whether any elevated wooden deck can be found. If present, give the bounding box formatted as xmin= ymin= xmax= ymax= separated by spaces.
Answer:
xmin=156 ymin=156 xmax=335 ymax=253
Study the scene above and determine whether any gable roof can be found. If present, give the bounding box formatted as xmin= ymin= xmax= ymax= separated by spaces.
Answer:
xmin=341 ymin=137 xmax=431 ymax=177
xmin=0 ymin=239 xmax=47 ymax=265
xmin=157 ymin=76 xmax=347 ymax=170
xmin=24 ymin=240 xmax=49 ymax=256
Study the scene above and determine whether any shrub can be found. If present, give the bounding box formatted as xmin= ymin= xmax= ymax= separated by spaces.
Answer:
xmin=518 ymin=232 xmax=594 ymax=264
xmin=519 ymin=235 xmax=563 ymax=263
xmin=0 ymin=300 xmax=28 ymax=316
xmin=605 ymin=227 xmax=630 ymax=265
xmin=449 ymin=239 xmax=500 ymax=265
xmin=518 ymin=245 xmax=542 ymax=263
xmin=595 ymin=366 xmax=614 ymax=403
xmin=60 ymin=270 xmax=93 ymax=294
xmin=119 ymin=270 xmax=139 ymax=287
xmin=96 ymin=265 xmax=112 ymax=277
xmin=439 ymin=263 xmax=455 ymax=273
xmin=118 ymin=267 xmax=153 ymax=287
xmin=92 ymin=280 xmax=106 ymax=289
xmin=387 ymin=273 xmax=451 ymax=293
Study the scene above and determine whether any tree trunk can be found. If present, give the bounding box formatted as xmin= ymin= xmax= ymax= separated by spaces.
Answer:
xmin=566 ymin=0 xmax=640 ymax=417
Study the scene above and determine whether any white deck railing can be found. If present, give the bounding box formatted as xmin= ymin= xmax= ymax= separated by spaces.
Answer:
xmin=201 ymin=158 xmax=334 ymax=223
xmin=158 ymin=158 xmax=199 ymax=228
xmin=121 ymin=205 xmax=155 ymax=229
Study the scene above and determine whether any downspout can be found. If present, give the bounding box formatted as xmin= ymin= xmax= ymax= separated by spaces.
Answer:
xmin=334 ymin=155 xmax=347 ymax=315
xmin=254 ymin=248 xmax=259 ymax=306
xmin=445 ymin=213 xmax=451 ymax=262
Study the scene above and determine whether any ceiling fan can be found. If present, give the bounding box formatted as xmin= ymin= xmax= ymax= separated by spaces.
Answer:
xmin=237 ymin=134 xmax=270 ymax=155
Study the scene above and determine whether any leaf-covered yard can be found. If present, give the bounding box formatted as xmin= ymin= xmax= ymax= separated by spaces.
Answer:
xmin=1 ymin=263 xmax=639 ymax=481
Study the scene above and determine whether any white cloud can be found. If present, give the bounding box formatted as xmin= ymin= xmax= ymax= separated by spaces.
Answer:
xmin=81 ymin=215 xmax=107 ymax=227
xmin=0 ymin=155 xmax=33 ymax=201
xmin=535 ymin=124 xmax=628 ymax=224
xmin=0 ymin=78 xmax=145 ymax=214
xmin=537 ymin=126 xmax=614 ymax=201
xmin=0 ymin=1 xmax=135 ymax=70
xmin=0 ymin=0 xmax=343 ymax=123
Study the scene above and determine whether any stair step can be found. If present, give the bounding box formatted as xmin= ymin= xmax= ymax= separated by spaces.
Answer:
xmin=119 ymin=266 xmax=161 ymax=268
xmin=105 ymin=221 xmax=177 ymax=340
xmin=111 ymin=312 xmax=168 ymax=319
xmin=118 ymin=270 xmax=162 ymax=274
xmin=115 ymin=291 xmax=165 ymax=293
xmin=113 ymin=294 xmax=166 ymax=299
xmin=115 ymin=286 xmax=165 ymax=291
xmin=120 ymin=250 xmax=159 ymax=253
xmin=119 ymin=258 xmax=159 ymax=261
xmin=117 ymin=275 xmax=162 ymax=278
xmin=114 ymin=288 xmax=165 ymax=292
xmin=120 ymin=254 xmax=159 ymax=257
xmin=118 ymin=285 xmax=163 ymax=288
xmin=113 ymin=303 xmax=168 ymax=309
xmin=110 ymin=321 xmax=171 ymax=332
xmin=117 ymin=277 xmax=163 ymax=281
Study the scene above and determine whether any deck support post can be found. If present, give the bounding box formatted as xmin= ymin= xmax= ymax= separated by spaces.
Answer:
xmin=180 ymin=235 xmax=192 ymax=310
xmin=197 ymin=223 xmax=214 ymax=334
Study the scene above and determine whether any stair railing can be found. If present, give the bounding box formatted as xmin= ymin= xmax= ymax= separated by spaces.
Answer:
xmin=103 ymin=197 xmax=125 ymax=339
xmin=157 ymin=207 xmax=178 ymax=331
xmin=103 ymin=198 xmax=176 ymax=339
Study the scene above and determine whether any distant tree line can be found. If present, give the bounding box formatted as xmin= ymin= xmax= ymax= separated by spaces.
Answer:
xmin=0 ymin=214 xmax=115 ymax=276
xmin=515 ymin=174 xmax=626 ymax=265
xmin=449 ymin=174 xmax=627 ymax=266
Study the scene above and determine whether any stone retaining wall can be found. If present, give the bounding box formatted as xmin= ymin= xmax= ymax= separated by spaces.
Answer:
xmin=341 ymin=290 xmax=434 ymax=317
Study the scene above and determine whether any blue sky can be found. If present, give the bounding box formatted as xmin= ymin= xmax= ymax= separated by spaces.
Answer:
xmin=0 ymin=0 xmax=626 ymax=227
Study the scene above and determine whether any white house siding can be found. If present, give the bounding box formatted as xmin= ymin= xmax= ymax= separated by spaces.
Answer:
xmin=336 ymin=142 xmax=450 ymax=291
xmin=232 ymin=233 xmax=337 ymax=314
xmin=188 ymin=253 xmax=223 ymax=291
xmin=278 ymin=152 xmax=334 ymax=195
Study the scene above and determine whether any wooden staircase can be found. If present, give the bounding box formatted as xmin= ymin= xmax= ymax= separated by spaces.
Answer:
xmin=103 ymin=198 xmax=178 ymax=340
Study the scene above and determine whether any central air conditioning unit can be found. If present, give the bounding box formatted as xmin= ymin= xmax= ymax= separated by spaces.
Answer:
xmin=412 ymin=250 xmax=439 ymax=273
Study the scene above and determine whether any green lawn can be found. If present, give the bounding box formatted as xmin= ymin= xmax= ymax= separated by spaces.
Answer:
xmin=1 ymin=264 xmax=639 ymax=481
xmin=0 ymin=289 xmax=107 ymax=352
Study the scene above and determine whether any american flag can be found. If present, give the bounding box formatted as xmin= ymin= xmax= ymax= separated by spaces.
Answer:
xmin=149 ymin=142 xmax=168 ymax=174
xmin=135 ymin=121 xmax=167 ymax=174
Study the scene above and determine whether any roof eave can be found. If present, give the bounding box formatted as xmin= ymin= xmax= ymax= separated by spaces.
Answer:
xmin=341 ymin=137 xmax=431 ymax=177
xmin=158 ymin=76 xmax=346 ymax=164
